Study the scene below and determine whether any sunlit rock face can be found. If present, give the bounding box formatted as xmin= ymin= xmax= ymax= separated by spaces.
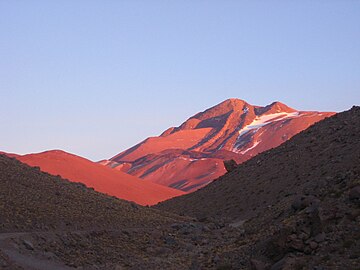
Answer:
xmin=106 ymin=99 xmax=334 ymax=192
xmin=17 ymin=150 xmax=185 ymax=205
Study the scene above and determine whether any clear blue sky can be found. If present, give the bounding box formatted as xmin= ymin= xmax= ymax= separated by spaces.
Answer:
xmin=1 ymin=1 xmax=359 ymax=160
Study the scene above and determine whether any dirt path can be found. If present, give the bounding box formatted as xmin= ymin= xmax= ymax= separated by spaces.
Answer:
xmin=0 ymin=228 xmax=151 ymax=269
xmin=0 ymin=231 xmax=73 ymax=270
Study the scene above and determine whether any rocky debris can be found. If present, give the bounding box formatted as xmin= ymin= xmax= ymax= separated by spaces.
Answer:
xmin=270 ymin=255 xmax=305 ymax=270
xmin=0 ymin=251 xmax=10 ymax=268
xmin=250 ymin=258 xmax=270 ymax=270
xmin=349 ymin=185 xmax=360 ymax=201
xmin=22 ymin=239 xmax=34 ymax=250
xmin=163 ymin=235 xmax=177 ymax=246
xmin=268 ymin=206 xmax=323 ymax=255
xmin=291 ymin=195 xmax=319 ymax=211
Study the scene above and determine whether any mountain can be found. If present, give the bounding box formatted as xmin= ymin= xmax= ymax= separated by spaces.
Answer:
xmin=1 ymin=107 xmax=358 ymax=269
xmin=17 ymin=150 xmax=184 ymax=206
xmin=157 ymin=106 xmax=360 ymax=268
xmin=105 ymin=99 xmax=334 ymax=192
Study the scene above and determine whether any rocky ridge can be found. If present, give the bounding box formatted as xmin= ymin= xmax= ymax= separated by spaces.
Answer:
xmin=105 ymin=99 xmax=333 ymax=192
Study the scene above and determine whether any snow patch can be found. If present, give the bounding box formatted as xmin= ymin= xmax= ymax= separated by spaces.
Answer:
xmin=240 ymin=140 xmax=260 ymax=154
xmin=217 ymin=142 xmax=225 ymax=150
xmin=177 ymin=157 xmax=208 ymax=162
xmin=178 ymin=157 xmax=197 ymax=162
xmin=238 ymin=112 xmax=300 ymax=137
xmin=233 ymin=112 xmax=300 ymax=152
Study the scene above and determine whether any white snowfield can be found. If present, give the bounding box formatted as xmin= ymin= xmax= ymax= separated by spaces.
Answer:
xmin=177 ymin=157 xmax=209 ymax=162
xmin=238 ymin=112 xmax=300 ymax=137
xmin=234 ymin=111 xmax=300 ymax=153
xmin=178 ymin=156 xmax=198 ymax=162
xmin=239 ymin=140 xmax=260 ymax=154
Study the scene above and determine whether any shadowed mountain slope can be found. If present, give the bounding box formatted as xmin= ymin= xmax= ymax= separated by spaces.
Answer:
xmin=105 ymin=99 xmax=334 ymax=192
xmin=0 ymin=154 xmax=202 ymax=269
xmin=156 ymin=106 xmax=360 ymax=268
xmin=0 ymin=154 xmax=181 ymax=233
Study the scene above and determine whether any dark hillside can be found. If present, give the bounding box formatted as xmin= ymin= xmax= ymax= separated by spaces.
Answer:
xmin=0 ymin=154 xmax=179 ymax=233
xmin=157 ymin=106 xmax=360 ymax=269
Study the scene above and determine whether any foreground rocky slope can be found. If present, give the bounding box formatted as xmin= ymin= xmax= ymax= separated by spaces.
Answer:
xmin=158 ymin=106 xmax=360 ymax=269
xmin=105 ymin=99 xmax=333 ymax=192
xmin=0 ymin=154 xmax=269 ymax=269
xmin=0 ymin=154 xmax=185 ymax=232
xmin=17 ymin=150 xmax=184 ymax=205
xmin=0 ymin=155 xmax=191 ymax=269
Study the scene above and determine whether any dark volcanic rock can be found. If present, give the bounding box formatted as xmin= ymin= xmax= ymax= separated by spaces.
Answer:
xmin=291 ymin=195 xmax=319 ymax=211
xmin=270 ymin=255 xmax=305 ymax=270
xmin=349 ymin=186 xmax=360 ymax=201
xmin=158 ymin=106 xmax=360 ymax=269
xmin=22 ymin=239 xmax=34 ymax=250
xmin=224 ymin=159 xmax=238 ymax=173
xmin=250 ymin=258 xmax=270 ymax=270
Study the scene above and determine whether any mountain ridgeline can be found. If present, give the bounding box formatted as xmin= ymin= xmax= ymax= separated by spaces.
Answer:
xmin=103 ymin=99 xmax=334 ymax=192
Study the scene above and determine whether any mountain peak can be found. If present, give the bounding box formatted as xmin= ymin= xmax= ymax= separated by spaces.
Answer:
xmin=200 ymin=99 xmax=295 ymax=118
xmin=215 ymin=98 xmax=247 ymax=110
xmin=40 ymin=149 xmax=70 ymax=155
xmin=224 ymin=98 xmax=247 ymax=105
xmin=108 ymin=99 xmax=334 ymax=192
xmin=268 ymin=101 xmax=296 ymax=113
xmin=194 ymin=98 xmax=248 ymax=120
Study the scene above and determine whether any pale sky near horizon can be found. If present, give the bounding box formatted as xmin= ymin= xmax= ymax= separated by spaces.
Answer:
xmin=1 ymin=1 xmax=359 ymax=160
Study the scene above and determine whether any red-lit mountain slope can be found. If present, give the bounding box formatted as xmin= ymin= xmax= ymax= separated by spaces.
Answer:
xmin=105 ymin=99 xmax=335 ymax=192
xmin=0 ymin=151 xmax=20 ymax=158
xmin=17 ymin=150 xmax=184 ymax=205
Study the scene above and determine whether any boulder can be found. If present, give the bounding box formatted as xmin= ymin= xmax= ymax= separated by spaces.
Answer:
xmin=224 ymin=159 xmax=237 ymax=173
xmin=250 ymin=258 xmax=270 ymax=270
xmin=349 ymin=186 xmax=360 ymax=201
xmin=22 ymin=239 xmax=34 ymax=250
xmin=291 ymin=195 xmax=320 ymax=211
xmin=270 ymin=255 xmax=305 ymax=270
